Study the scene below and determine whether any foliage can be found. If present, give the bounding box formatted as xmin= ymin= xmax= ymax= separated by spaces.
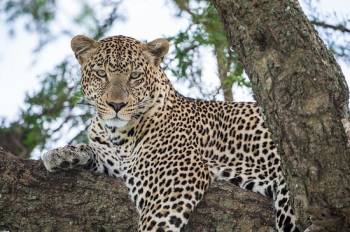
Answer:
xmin=2 ymin=0 xmax=56 ymax=33
xmin=0 ymin=0 xmax=124 ymax=157
xmin=167 ymin=0 xmax=248 ymax=100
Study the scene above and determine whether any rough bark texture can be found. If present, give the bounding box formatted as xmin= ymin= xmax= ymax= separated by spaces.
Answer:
xmin=0 ymin=148 xmax=275 ymax=231
xmin=214 ymin=43 xmax=234 ymax=101
xmin=210 ymin=0 xmax=350 ymax=231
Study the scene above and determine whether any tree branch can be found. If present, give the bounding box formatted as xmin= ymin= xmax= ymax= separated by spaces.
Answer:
xmin=0 ymin=147 xmax=274 ymax=231
xmin=310 ymin=20 xmax=350 ymax=33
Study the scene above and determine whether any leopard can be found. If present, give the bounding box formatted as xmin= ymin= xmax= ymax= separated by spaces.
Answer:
xmin=41 ymin=34 xmax=300 ymax=232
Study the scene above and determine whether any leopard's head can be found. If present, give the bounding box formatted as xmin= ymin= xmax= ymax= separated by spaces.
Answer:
xmin=71 ymin=35 xmax=169 ymax=128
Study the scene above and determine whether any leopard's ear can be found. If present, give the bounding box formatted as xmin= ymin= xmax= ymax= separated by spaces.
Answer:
xmin=71 ymin=35 xmax=99 ymax=64
xmin=143 ymin=38 xmax=169 ymax=66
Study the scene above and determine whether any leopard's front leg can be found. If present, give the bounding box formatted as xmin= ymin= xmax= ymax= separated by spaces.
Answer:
xmin=41 ymin=144 xmax=96 ymax=172
xmin=132 ymin=148 xmax=212 ymax=232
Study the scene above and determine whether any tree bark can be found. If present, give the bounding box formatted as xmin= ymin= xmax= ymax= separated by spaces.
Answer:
xmin=210 ymin=0 xmax=350 ymax=231
xmin=214 ymin=43 xmax=234 ymax=101
xmin=0 ymin=147 xmax=276 ymax=231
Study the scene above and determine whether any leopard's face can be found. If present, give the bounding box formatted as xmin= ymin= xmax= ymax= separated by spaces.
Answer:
xmin=71 ymin=35 xmax=169 ymax=128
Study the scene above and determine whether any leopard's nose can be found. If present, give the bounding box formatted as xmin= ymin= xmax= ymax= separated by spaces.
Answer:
xmin=107 ymin=102 xmax=126 ymax=113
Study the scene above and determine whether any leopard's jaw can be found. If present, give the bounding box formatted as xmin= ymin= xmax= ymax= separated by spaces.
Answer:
xmin=103 ymin=118 xmax=129 ymax=128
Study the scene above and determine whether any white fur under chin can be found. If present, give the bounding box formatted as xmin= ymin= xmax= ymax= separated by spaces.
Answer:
xmin=104 ymin=118 xmax=129 ymax=128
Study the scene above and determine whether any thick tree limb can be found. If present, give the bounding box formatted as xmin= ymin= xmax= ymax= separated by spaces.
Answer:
xmin=210 ymin=0 xmax=350 ymax=231
xmin=0 ymin=148 xmax=274 ymax=231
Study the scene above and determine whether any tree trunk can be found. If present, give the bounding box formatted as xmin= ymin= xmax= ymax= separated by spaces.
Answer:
xmin=214 ymin=43 xmax=234 ymax=101
xmin=210 ymin=0 xmax=350 ymax=231
xmin=0 ymin=147 xmax=276 ymax=231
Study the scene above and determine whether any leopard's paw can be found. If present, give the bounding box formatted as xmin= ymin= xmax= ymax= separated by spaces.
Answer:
xmin=41 ymin=146 xmax=90 ymax=172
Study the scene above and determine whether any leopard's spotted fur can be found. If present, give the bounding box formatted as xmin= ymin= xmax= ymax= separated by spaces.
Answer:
xmin=42 ymin=35 xmax=299 ymax=232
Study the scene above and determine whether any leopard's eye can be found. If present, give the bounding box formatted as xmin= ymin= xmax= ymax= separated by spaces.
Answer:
xmin=130 ymin=71 xmax=142 ymax=80
xmin=96 ymin=70 xmax=107 ymax=78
